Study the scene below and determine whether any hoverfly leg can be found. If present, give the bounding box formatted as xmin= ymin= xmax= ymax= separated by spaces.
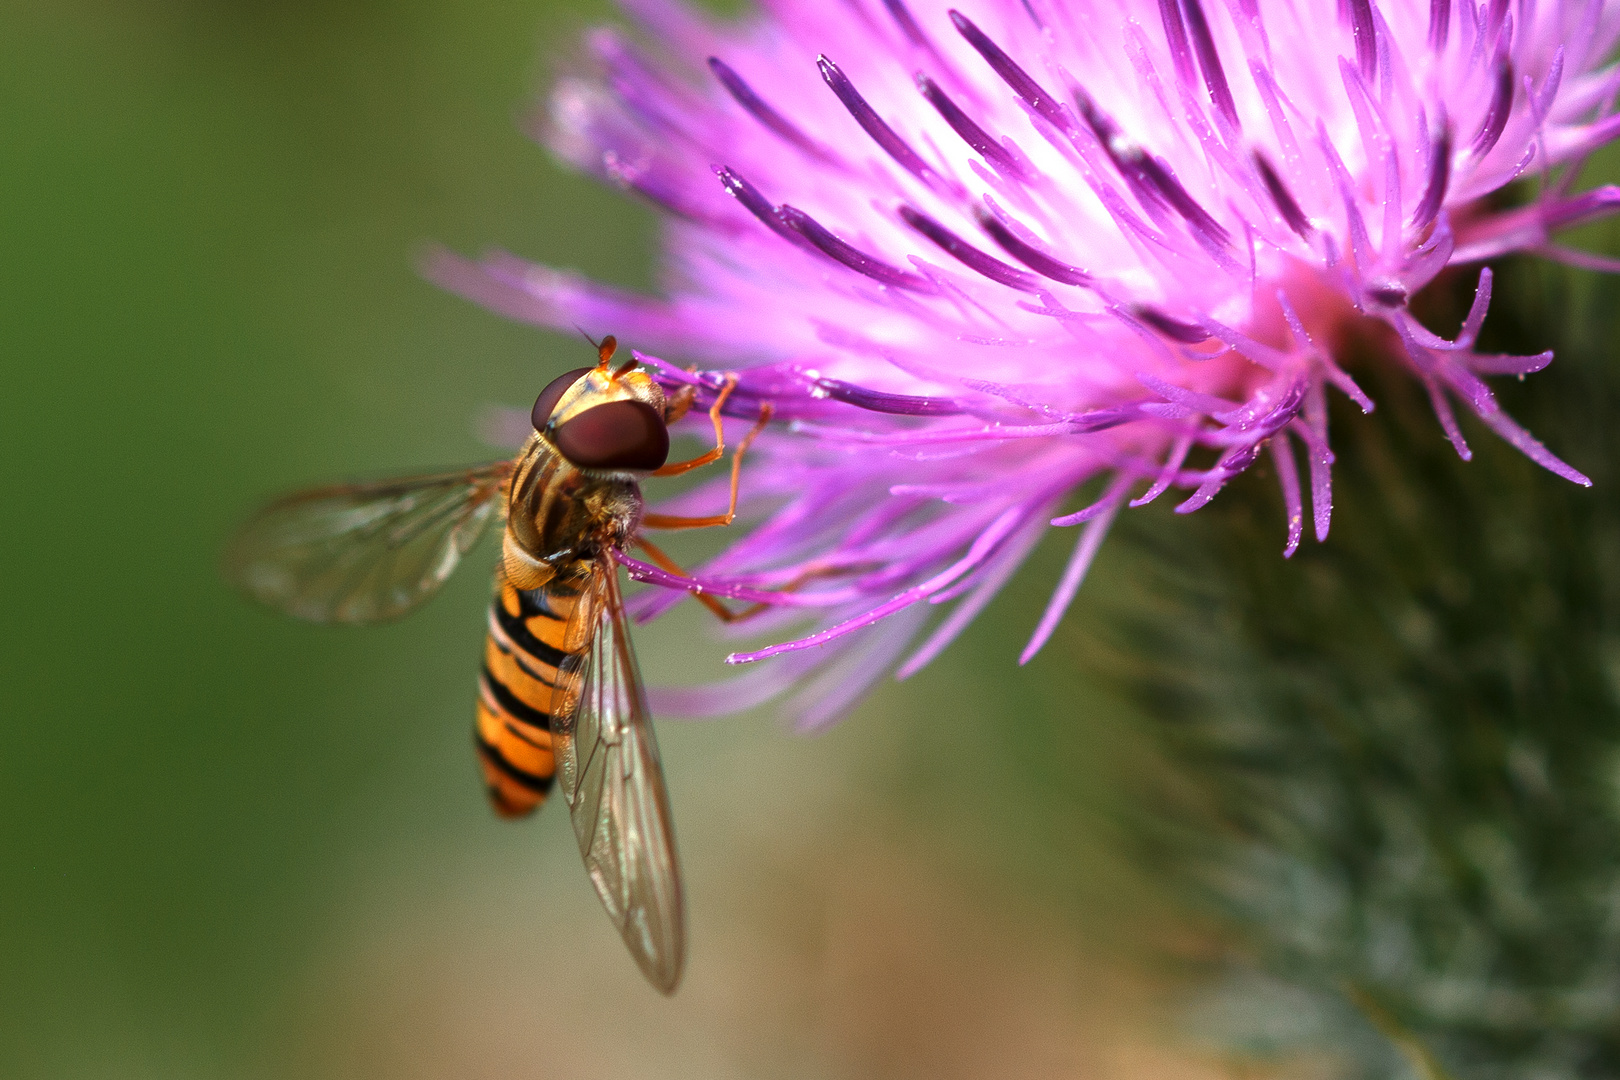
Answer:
xmin=663 ymin=382 xmax=697 ymax=426
xmin=652 ymin=374 xmax=739 ymax=478
xmin=643 ymin=402 xmax=774 ymax=531
xmin=634 ymin=538 xmax=766 ymax=623
xmin=634 ymin=539 xmax=848 ymax=624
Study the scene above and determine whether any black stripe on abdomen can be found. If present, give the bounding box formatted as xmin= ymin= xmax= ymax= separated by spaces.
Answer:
xmin=493 ymin=597 xmax=571 ymax=669
xmin=474 ymin=731 xmax=554 ymax=793
xmin=480 ymin=664 xmax=553 ymax=731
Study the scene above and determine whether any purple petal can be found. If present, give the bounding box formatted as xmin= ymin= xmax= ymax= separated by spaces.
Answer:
xmin=728 ymin=505 xmax=1029 ymax=663
xmin=897 ymin=515 xmax=1048 ymax=678
xmin=1254 ymin=151 xmax=1313 ymax=237
xmin=1131 ymin=433 xmax=1196 ymax=507
xmin=1180 ymin=0 xmax=1239 ymax=130
xmin=1271 ymin=433 xmax=1305 ymax=557
xmin=811 ymin=376 xmax=967 ymax=415
xmin=621 ymin=553 xmax=863 ymax=608
xmin=1157 ymin=0 xmax=1197 ymax=90
xmin=1411 ymin=123 xmax=1451 ymax=228
xmin=975 ymin=208 xmax=1093 ymax=285
xmin=710 ymin=57 xmax=840 ymax=164
xmin=1346 ymin=0 xmax=1379 ymax=82
xmin=949 ymin=10 xmax=1070 ymax=129
xmin=916 ymin=73 xmax=1025 ymax=177
xmin=1429 ymin=0 xmax=1451 ymax=51
xmin=1472 ymin=58 xmax=1515 ymax=158
xmin=818 ymin=56 xmax=941 ymax=186
xmin=1020 ymin=481 xmax=1128 ymax=664
xmin=899 ymin=206 xmax=1041 ymax=290
xmin=780 ymin=204 xmax=937 ymax=291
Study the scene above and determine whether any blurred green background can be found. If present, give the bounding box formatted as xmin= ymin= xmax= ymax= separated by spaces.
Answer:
xmin=0 ymin=2 xmax=1175 ymax=1077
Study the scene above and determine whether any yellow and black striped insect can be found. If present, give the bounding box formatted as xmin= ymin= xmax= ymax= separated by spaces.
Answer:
xmin=227 ymin=337 xmax=770 ymax=993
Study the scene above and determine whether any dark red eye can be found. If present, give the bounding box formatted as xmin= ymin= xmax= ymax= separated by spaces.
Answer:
xmin=552 ymin=400 xmax=670 ymax=471
xmin=531 ymin=367 xmax=594 ymax=431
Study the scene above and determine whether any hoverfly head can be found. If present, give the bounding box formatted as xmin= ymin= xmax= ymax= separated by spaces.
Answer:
xmin=532 ymin=336 xmax=669 ymax=473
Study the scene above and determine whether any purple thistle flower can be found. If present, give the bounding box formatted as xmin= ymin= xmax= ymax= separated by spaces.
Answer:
xmin=431 ymin=0 xmax=1620 ymax=727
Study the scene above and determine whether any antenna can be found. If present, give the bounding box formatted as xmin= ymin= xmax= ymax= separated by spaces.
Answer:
xmin=574 ymin=324 xmax=623 ymax=372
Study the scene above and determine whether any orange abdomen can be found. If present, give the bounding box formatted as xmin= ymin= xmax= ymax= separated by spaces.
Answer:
xmin=474 ymin=568 xmax=586 ymax=818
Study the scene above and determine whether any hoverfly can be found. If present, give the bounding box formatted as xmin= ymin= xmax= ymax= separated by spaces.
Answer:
xmin=227 ymin=337 xmax=771 ymax=993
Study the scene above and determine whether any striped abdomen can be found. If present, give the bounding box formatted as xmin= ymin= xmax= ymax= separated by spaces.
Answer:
xmin=475 ymin=565 xmax=588 ymax=817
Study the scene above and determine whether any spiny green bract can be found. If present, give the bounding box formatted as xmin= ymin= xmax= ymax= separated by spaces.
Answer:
xmin=1092 ymin=261 xmax=1620 ymax=1080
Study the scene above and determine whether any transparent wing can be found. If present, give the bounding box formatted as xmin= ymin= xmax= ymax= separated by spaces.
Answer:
xmin=552 ymin=551 xmax=686 ymax=993
xmin=225 ymin=462 xmax=512 ymax=624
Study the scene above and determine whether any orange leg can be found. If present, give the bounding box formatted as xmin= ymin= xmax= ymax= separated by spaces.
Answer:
xmin=635 ymin=538 xmax=767 ymax=623
xmin=653 ymin=374 xmax=739 ymax=478
xmin=662 ymin=383 xmax=697 ymax=426
xmin=643 ymin=401 xmax=774 ymax=531
xmin=634 ymin=539 xmax=849 ymax=624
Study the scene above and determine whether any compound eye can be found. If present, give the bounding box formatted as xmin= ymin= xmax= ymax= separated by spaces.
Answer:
xmin=552 ymin=400 xmax=670 ymax=471
xmin=531 ymin=367 xmax=594 ymax=431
